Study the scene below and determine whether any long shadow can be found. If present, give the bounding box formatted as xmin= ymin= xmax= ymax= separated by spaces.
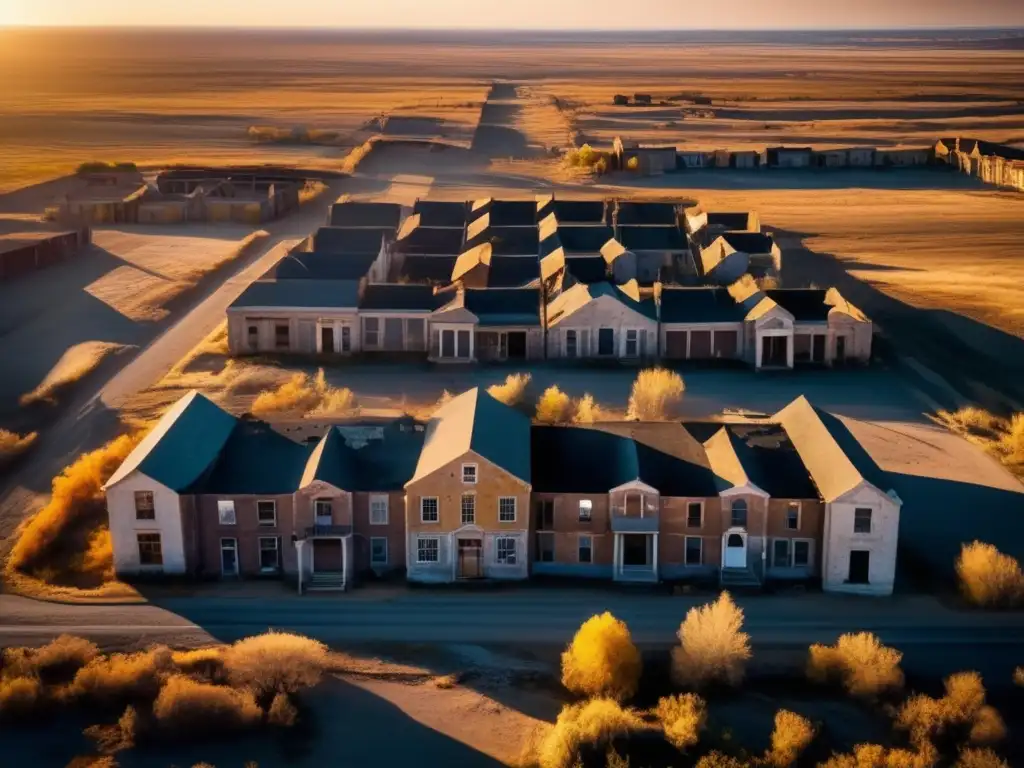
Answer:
xmin=776 ymin=227 xmax=1024 ymax=412
xmin=890 ymin=473 xmax=1024 ymax=587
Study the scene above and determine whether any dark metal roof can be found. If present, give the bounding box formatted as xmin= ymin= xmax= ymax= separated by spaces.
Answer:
xmin=538 ymin=199 xmax=608 ymax=224
xmin=465 ymin=226 xmax=539 ymax=256
xmin=268 ymin=251 xmax=375 ymax=281
xmin=706 ymin=212 xmax=754 ymax=231
xmin=396 ymin=225 xmax=465 ymax=256
xmin=304 ymin=420 xmax=426 ymax=492
xmin=617 ymin=226 xmax=687 ymax=251
xmin=358 ymin=283 xmax=441 ymax=311
xmin=464 ymin=287 xmax=541 ymax=326
xmin=193 ymin=420 xmax=310 ymax=495
xmin=564 ymin=256 xmax=608 ymax=284
xmin=471 ymin=200 xmax=536 ymax=227
xmin=329 ymin=202 xmax=402 ymax=229
xmin=313 ymin=226 xmax=394 ymax=254
xmin=550 ymin=225 xmax=616 ymax=254
xmin=615 ymin=201 xmax=678 ymax=226
xmin=399 ymin=255 xmax=458 ymax=284
xmin=230 ymin=280 xmax=361 ymax=309
xmin=595 ymin=422 xmax=721 ymax=497
xmin=721 ymin=232 xmax=775 ymax=254
xmin=412 ymin=200 xmax=469 ymax=228
xmin=530 ymin=426 xmax=639 ymax=493
xmin=487 ymin=256 xmax=540 ymax=288
xmin=765 ymin=289 xmax=829 ymax=322
xmin=659 ymin=287 xmax=745 ymax=324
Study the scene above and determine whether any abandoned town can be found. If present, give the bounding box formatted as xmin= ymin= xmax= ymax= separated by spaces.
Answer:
xmin=2 ymin=11 xmax=1024 ymax=768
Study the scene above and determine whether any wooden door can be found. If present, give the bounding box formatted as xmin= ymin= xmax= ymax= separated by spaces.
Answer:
xmin=457 ymin=539 xmax=483 ymax=578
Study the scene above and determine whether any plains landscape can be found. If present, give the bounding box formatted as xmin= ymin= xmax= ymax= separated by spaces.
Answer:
xmin=2 ymin=21 xmax=1024 ymax=768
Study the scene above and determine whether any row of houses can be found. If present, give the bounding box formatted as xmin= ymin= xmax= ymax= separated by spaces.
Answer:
xmin=104 ymin=387 xmax=901 ymax=595
xmin=52 ymin=170 xmax=304 ymax=227
xmin=614 ymin=139 xmax=934 ymax=176
xmin=934 ymin=137 xmax=1024 ymax=193
xmin=227 ymin=200 xmax=867 ymax=369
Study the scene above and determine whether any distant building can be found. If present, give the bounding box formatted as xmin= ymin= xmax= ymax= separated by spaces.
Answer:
xmin=613 ymin=94 xmax=630 ymax=106
xmin=633 ymin=93 xmax=653 ymax=105
xmin=766 ymin=147 xmax=814 ymax=169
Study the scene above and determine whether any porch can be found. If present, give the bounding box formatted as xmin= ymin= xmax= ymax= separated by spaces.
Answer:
xmin=612 ymin=531 xmax=659 ymax=583
xmin=296 ymin=525 xmax=352 ymax=593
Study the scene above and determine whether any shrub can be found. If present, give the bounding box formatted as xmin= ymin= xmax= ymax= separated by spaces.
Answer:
xmin=1001 ymin=413 xmax=1024 ymax=464
xmin=536 ymin=386 xmax=572 ymax=424
xmin=564 ymin=144 xmax=612 ymax=172
xmin=896 ymin=671 xmax=1005 ymax=749
xmin=6 ymin=432 xmax=142 ymax=575
xmin=0 ymin=676 xmax=42 ymax=720
xmin=626 ymin=156 xmax=640 ymax=171
xmin=654 ymin=693 xmax=706 ymax=750
xmin=807 ymin=632 xmax=904 ymax=699
xmin=560 ymin=612 xmax=642 ymax=701
xmin=957 ymin=748 xmax=1010 ymax=768
xmin=486 ymin=373 xmax=531 ymax=407
xmin=267 ymin=692 xmax=298 ymax=727
xmin=0 ymin=429 xmax=37 ymax=466
xmin=2 ymin=634 xmax=99 ymax=685
xmin=536 ymin=698 xmax=648 ymax=768
xmin=171 ymin=647 xmax=226 ymax=684
xmin=820 ymin=743 xmax=937 ymax=768
xmin=84 ymin=704 xmax=139 ymax=753
xmin=81 ymin=528 xmax=115 ymax=581
xmin=251 ymin=369 xmax=356 ymax=418
xmin=76 ymin=161 xmax=137 ymax=174
xmin=152 ymin=675 xmax=261 ymax=737
xmin=955 ymin=541 xmax=1024 ymax=608
xmin=695 ymin=752 xmax=749 ymax=768
xmin=573 ymin=393 xmax=604 ymax=424
xmin=69 ymin=647 xmax=174 ymax=707
xmin=224 ymin=631 xmax=328 ymax=699
xmin=626 ymin=369 xmax=684 ymax=421
xmin=767 ymin=710 xmax=815 ymax=767
xmin=671 ymin=592 xmax=750 ymax=688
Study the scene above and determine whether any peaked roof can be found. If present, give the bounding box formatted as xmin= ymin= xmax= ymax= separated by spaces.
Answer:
xmin=230 ymin=279 xmax=361 ymax=310
xmin=470 ymin=199 xmax=536 ymax=227
xmin=594 ymin=422 xmax=719 ymax=496
xmin=536 ymin=197 xmax=608 ymax=225
xmin=530 ymin=426 xmax=639 ymax=492
xmin=358 ymin=283 xmax=441 ymax=311
xmin=774 ymin=396 xmax=895 ymax=503
xmin=452 ymin=242 xmax=492 ymax=281
xmin=396 ymin=223 xmax=465 ymax=256
xmin=721 ymin=232 xmax=775 ymax=254
xmin=329 ymin=202 xmax=402 ymax=229
xmin=268 ymin=251 xmax=376 ymax=281
xmin=105 ymin=392 xmax=237 ymax=491
xmin=463 ymin=287 xmax=541 ymax=325
xmin=703 ymin=427 xmax=763 ymax=494
xmin=546 ymin=281 xmax=658 ymax=325
xmin=412 ymin=200 xmax=469 ymax=228
xmin=399 ymin=255 xmax=458 ymax=284
xmin=196 ymin=420 xmax=310 ymax=495
xmin=300 ymin=426 xmax=357 ymax=490
xmin=408 ymin=388 xmax=531 ymax=485
xmin=616 ymin=201 xmax=678 ymax=226
xmin=660 ymin=286 xmax=746 ymax=323
xmin=464 ymin=225 xmax=539 ymax=256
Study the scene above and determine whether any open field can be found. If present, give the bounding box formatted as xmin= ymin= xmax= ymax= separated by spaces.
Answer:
xmin=3 ymin=29 xmax=1024 ymax=192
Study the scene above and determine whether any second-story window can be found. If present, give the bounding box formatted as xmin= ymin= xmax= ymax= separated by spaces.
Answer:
xmin=461 ymin=494 xmax=476 ymax=525
xmin=134 ymin=491 xmax=155 ymax=521
xmin=730 ymin=499 xmax=748 ymax=528
xmin=578 ymin=499 xmax=592 ymax=522
xmin=786 ymin=503 xmax=800 ymax=531
xmin=854 ymin=508 xmax=872 ymax=534
xmin=314 ymin=499 xmax=332 ymax=521
xmin=461 ymin=463 xmax=477 ymax=484
xmin=217 ymin=500 xmax=236 ymax=525
xmin=257 ymin=500 xmax=276 ymax=527
xmin=686 ymin=502 xmax=702 ymax=528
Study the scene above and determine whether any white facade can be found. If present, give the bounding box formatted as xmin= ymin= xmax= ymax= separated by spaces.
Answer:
xmin=106 ymin=472 xmax=187 ymax=575
xmin=821 ymin=483 xmax=901 ymax=596
xmin=547 ymin=294 xmax=657 ymax=360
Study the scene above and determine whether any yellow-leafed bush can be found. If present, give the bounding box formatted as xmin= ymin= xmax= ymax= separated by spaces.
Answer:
xmin=487 ymin=373 xmax=531 ymax=406
xmin=807 ymin=632 xmax=904 ymax=699
xmin=560 ymin=613 xmax=642 ymax=701
xmin=536 ymin=385 xmax=573 ymax=424
xmin=536 ymin=698 xmax=648 ymax=768
xmin=767 ymin=709 xmax=815 ymax=766
xmin=627 ymin=368 xmax=684 ymax=421
xmin=655 ymin=693 xmax=706 ymax=750
xmin=224 ymin=631 xmax=328 ymax=698
xmin=152 ymin=675 xmax=261 ymax=736
xmin=671 ymin=592 xmax=750 ymax=688
xmin=956 ymin=541 xmax=1024 ymax=608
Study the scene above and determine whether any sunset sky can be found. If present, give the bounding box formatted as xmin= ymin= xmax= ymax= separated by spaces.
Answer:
xmin=2 ymin=0 xmax=1023 ymax=29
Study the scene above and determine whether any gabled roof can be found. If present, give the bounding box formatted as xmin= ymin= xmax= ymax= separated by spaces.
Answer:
xmin=765 ymin=289 xmax=830 ymax=322
xmin=300 ymin=426 xmax=356 ymax=490
xmin=396 ymin=223 xmax=465 ymax=256
xmin=464 ymin=226 xmax=539 ymax=256
xmin=616 ymin=201 xmax=678 ymax=226
xmin=197 ymin=420 xmax=310 ymax=495
xmin=773 ymin=396 xmax=895 ymax=504
xmin=470 ymin=199 xmax=536 ymax=227
xmin=565 ymin=256 xmax=608 ymax=284
xmin=358 ymin=283 xmax=441 ymax=311
xmin=412 ymin=200 xmax=469 ymax=228
xmin=329 ymin=202 xmax=402 ymax=230
xmin=452 ymin=242 xmax=491 ymax=282
xmin=530 ymin=426 xmax=639 ymax=493
xmin=105 ymin=392 xmax=237 ymax=491
xmin=721 ymin=232 xmax=775 ymax=254
xmin=463 ymin=287 xmax=541 ymax=326
xmin=230 ymin=280 xmax=361 ymax=310
xmin=268 ymin=251 xmax=376 ymax=281
xmin=694 ymin=422 xmax=819 ymax=499
xmin=312 ymin=227 xmax=394 ymax=254
xmin=408 ymin=388 xmax=531 ymax=485
xmin=547 ymin=281 xmax=657 ymax=325
xmin=659 ymin=287 xmax=746 ymax=324
xmin=594 ymin=422 xmax=720 ymax=496
xmin=618 ymin=226 xmax=687 ymax=251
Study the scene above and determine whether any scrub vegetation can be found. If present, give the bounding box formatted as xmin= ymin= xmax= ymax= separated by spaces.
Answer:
xmin=250 ymin=369 xmax=357 ymax=418
xmin=955 ymin=541 xmax=1024 ymax=608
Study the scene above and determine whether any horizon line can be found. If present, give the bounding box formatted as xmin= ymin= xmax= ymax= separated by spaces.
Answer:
xmin=3 ymin=24 xmax=1024 ymax=32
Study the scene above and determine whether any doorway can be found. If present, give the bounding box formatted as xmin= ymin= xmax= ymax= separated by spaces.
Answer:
xmin=621 ymin=534 xmax=650 ymax=567
xmin=457 ymin=538 xmax=483 ymax=578
xmin=507 ymin=331 xmax=527 ymax=360
xmin=724 ymin=532 xmax=747 ymax=569
xmin=220 ymin=538 xmax=238 ymax=576
xmin=761 ymin=335 xmax=788 ymax=367
xmin=597 ymin=328 xmax=615 ymax=356
xmin=812 ymin=335 xmax=826 ymax=363
xmin=835 ymin=336 xmax=847 ymax=363
xmin=848 ymin=550 xmax=870 ymax=584
xmin=320 ymin=326 xmax=335 ymax=354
